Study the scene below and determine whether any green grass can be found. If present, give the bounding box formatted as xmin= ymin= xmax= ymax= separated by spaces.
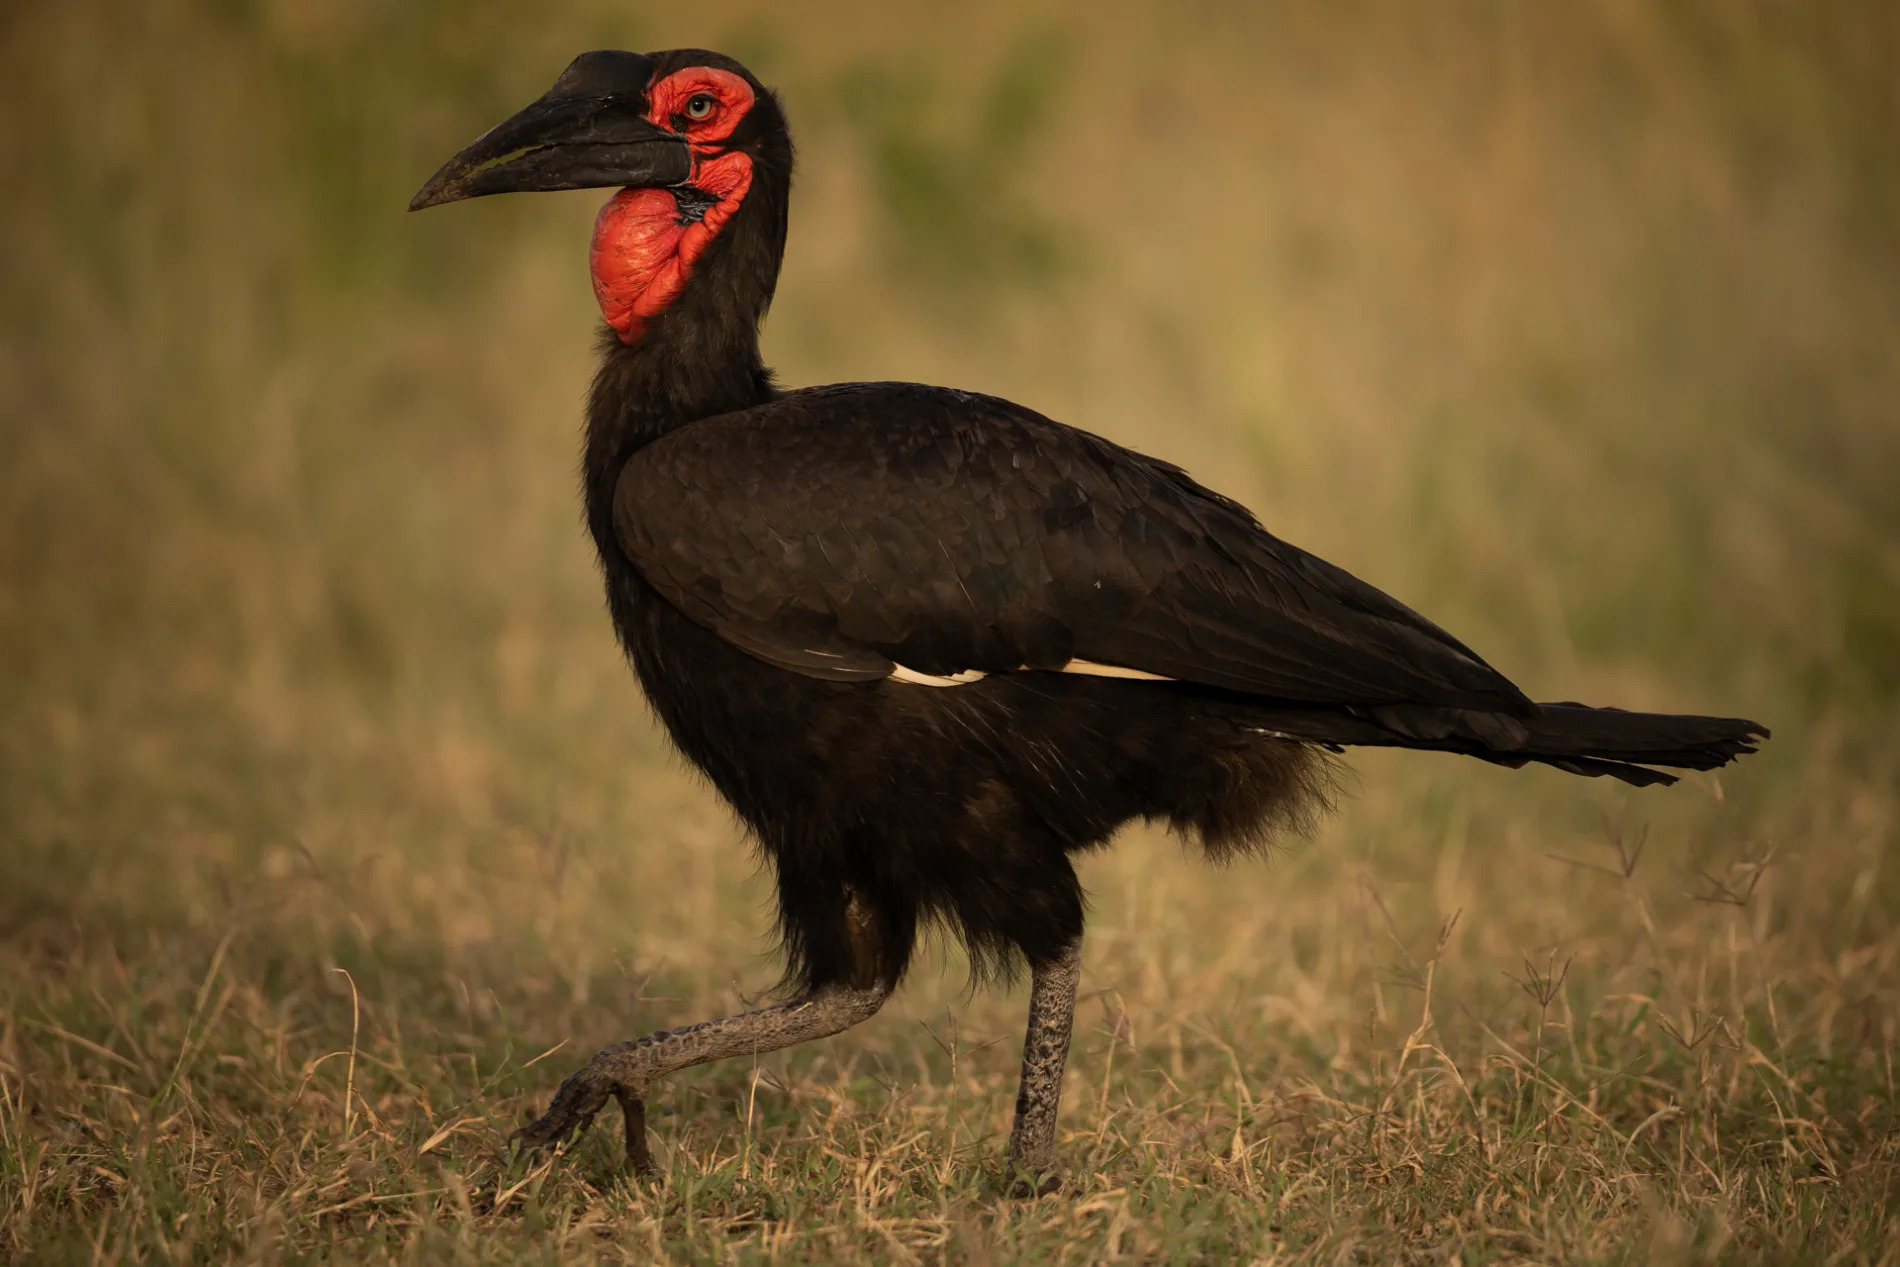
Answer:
xmin=3 ymin=1 xmax=1897 ymax=1261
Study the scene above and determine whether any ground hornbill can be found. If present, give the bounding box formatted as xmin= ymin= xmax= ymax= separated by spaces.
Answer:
xmin=410 ymin=49 xmax=1767 ymax=1189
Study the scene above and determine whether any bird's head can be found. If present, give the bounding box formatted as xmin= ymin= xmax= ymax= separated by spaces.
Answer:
xmin=410 ymin=49 xmax=789 ymax=344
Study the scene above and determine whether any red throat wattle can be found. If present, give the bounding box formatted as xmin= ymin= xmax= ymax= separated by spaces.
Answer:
xmin=589 ymin=66 xmax=757 ymax=344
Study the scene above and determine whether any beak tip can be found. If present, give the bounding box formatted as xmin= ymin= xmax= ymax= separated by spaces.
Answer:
xmin=407 ymin=180 xmax=457 ymax=212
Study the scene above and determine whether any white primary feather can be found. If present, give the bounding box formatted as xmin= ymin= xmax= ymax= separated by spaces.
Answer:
xmin=886 ymin=660 xmax=1174 ymax=687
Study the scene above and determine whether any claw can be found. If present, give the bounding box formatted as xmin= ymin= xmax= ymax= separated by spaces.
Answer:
xmin=509 ymin=1066 xmax=659 ymax=1178
xmin=513 ymin=1068 xmax=612 ymax=1152
xmin=504 ymin=985 xmax=886 ymax=1179
xmin=1003 ymin=1161 xmax=1064 ymax=1198
xmin=612 ymin=1087 xmax=658 ymax=1175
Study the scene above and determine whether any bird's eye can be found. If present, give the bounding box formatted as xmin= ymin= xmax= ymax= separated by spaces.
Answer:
xmin=685 ymin=94 xmax=717 ymax=121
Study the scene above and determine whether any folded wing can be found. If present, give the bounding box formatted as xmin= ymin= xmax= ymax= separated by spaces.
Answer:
xmin=614 ymin=382 xmax=1534 ymax=715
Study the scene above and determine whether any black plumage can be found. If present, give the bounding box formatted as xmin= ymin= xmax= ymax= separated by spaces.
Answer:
xmin=411 ymin=47 xmax=1767 ymax=1184
xmin=605 ymin=377 xmax=1760 ymax=988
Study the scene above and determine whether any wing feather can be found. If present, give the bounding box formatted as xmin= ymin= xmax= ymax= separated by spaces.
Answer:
xmin=613 ymin=382 xmax=1532 ymax=713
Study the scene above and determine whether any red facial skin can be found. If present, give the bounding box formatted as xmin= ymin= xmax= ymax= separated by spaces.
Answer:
xmin=590 ymin=67 xmax=756 ymax=343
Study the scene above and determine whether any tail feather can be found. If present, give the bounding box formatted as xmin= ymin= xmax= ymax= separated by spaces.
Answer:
xmin=1245 ymin=700 xmax=1768 ymax=788
xmin=1520 ymin=703 xmax=1766 ymax=769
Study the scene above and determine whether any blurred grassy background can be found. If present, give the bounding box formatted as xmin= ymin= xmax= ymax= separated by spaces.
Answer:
xmin=2 ymin=0 xmax=1897 ymax=1261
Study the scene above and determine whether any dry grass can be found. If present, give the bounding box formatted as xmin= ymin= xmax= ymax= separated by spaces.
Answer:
xmin=2 ymin=0 xmax=1897 ymax=1261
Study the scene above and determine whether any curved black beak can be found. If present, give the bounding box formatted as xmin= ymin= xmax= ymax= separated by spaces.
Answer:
xmin=409 ymin=58 xmax=691 ymax=211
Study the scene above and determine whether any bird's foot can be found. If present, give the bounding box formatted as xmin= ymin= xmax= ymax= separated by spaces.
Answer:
xmin=1002 ymin=1157 xmax=1064 ymax=1198
xmin=513 ymin=1061 xmax=656 ymax=1175
xmin=611 ymin=1086 xmax=658 ymax=1176
xmin=509 ymin=980 xmax=889 ymax=1177
xmin=513 ymin=1066 xmax=611 ymax=1152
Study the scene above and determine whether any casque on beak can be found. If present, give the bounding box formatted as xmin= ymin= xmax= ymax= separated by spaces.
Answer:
xmin=409 ymin=51 xmax=692 ymax=211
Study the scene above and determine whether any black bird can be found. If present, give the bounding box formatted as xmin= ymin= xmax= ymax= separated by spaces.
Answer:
xmin=410 ymin=49 xmax=1766 ymax=1188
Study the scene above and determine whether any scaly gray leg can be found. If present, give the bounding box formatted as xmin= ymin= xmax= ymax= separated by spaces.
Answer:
xmin=517 ymin=981 xmax=889 ymax=1171
xmin=1006 ymin=937 xmax=1082 ymax=1192
xmin=518 ymin=892 xmax=890 ymax=1172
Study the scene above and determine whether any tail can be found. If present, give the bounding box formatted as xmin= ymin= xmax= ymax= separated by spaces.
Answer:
xmin=1246 ymin=700 xmax=1769 ymax=788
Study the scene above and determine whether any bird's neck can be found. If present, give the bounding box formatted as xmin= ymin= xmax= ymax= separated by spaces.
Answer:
xmin=580 ymin=195 xmax=783 ymax=560
xmin=582 ymin=322 xmax=771 ymax=561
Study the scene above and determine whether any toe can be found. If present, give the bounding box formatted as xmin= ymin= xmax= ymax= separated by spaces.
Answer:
xmin=513 ymin=1070 xmax=612 ymax=1151
xmin=1003 ymin=1162 xmax=1064 ymax=1198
